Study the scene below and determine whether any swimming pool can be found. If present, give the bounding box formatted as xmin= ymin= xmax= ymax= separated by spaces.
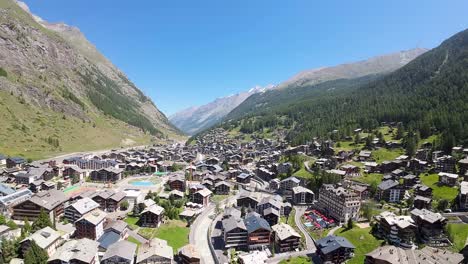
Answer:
xmin=130 ymin=181 xmax=154 ymax=186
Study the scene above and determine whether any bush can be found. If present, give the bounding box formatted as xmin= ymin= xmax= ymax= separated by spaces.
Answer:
xmin=0 ymin=67 xmax=7 ymax=77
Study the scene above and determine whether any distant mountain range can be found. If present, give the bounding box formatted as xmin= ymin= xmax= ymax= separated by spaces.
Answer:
xmin=0 ymin=0 xmax=180 ymax=159
xmin=173 ymin=48 xmax=427 ymax=135
xmin=201 ymin=29 xmax=468 ymax=149
xmin=169 ymin=85 xmax=274 ymax=135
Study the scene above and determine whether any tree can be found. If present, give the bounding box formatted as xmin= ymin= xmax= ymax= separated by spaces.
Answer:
xmin=1 ymin=238 xmax=17 ymax=263
xmin=361 ymin=202 xmax=375 ymax=221
xmin=347 ymin=218 xmax=353 ymax=230
xmin=24 ymin=240 xmax=48 ymax=264
xmin=437 ymin=199 xmax=449 ymax=212
xmin=395 ymin=123 xmax=404 ymax=140
xmin=120 ymin=200 xmax=129 ymax=210
xmin=241 ymin=206 xmax=246 ymax=218
xmin=21 ymin=218 xmax=32 ymax=238
xmin=32 ymin=209 xmax=53 ymax=232
xmin=0 ymin=215 xmax=5 ymax=225
xmin=133 ymin=201 xmax=140 ymax=216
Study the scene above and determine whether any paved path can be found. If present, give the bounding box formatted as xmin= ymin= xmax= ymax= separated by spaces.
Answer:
xmin=128 ymin=229 xmax=149 ymax=244
xmin=294 ymin=207 xmax=316 ymax=251
xmin=190 ymin=203 xmax=216 ymax=264
xmin=265 ymin=250 xmax=315 ymax=263
xmin=327 ymin=225 xmax=341 ymax=236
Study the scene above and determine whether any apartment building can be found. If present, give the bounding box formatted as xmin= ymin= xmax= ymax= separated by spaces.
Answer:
xmin=317 ymin=184 xmax=361 ymax=223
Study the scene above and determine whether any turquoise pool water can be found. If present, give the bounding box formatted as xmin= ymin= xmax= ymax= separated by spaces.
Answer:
xmin=130 ymin=181 xmax=154 ymax=186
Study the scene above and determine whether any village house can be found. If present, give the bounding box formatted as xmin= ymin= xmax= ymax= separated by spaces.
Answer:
xmin=438 ymin=172 xmax=459 ymax=187
xmin=168 ymin=174 xmax=186 ymax=192
xmin=214 ymin=181 xmax=231 ymax=195
xmin=244 ymin=212 xmax=272 ymax=250
xmin=12 ymin=189 xmax=68 ymax=221
xmin=178 ymin=244 xmax=200 ymax=264
xmin=89 ymin=167 xmax=123 ymax=182
xmin=191 ymin=188 xmax=212 ymax=207
xmin=410 ymin=208 xmax=449 ymax=247
xmin=459 ymin=181 xmax=468 ymax=211
xmin=365 ymin=245 xmax=464 ymax=264
xmin=75 ymin=209 xmax=107 ymax=240
xmin=20 ymin=227 xmax=62 ymax=257
xmin=292 ymin=186 xmax=314 ymax=205
xmin=375 ymin=211 xmax=416 ymax=248
xmin=376 ymin=180 xmax=405 ymax=203
xmin=48 ymin=238 xmax=99 ymax=264
xmin=236 ymin=173 xmax=251 ymax=184
xmin=64 ymin=197 xmax=100 ymax=223
xmin=6 ymin=157 xmax=26 ymax=169
xmin=413 ymin=184 xmax=432 ymax=198
xmin=136 ymin=238 xmax=174 ymax=264
xmin=435 ymin=155 xmax=457 ymax=173
xmin=139 ymin=204 xmax=165 ymax=227
xmin=315 ymin=235 xmax=355 ymax=264
xmin=102 ymin=240 xmax=137 ymax=264
xmin=222 ymin=215 xmax=248 ymax=250
xmin=271 ymin=223 xmax=301 ymax=252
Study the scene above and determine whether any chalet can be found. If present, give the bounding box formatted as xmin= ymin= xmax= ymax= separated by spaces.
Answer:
xmin=139 ymin=204 xmax=164 ymax=227
xmin=102 ymin=240 xmax=137 ymax=264
xmin=64 ymin=197 xmax=100 ymax=223
xmin=236 ymin=173 xmax=251 ymax=184
xmin=271 ymin=223 xmax=301 ymax=252
xmin=410 ymin=208 xmax=449 ymax=247
xmin=168 ymin=175 xmax=186 ymax=192
xmin=15 ymin=172 xmax=37 ymax=185
xmin=350 ymin=185 xmax=369 ymax=200
xmin=375 ymin=211 xmax=416 ymax=248
xmin=315 ymin=235 xmax=355 ymax=264
xmin=280 ymin=176 xmax=301 ymax=192
xmin=89 ymin=168 xmax=123 ymax=182
xmin=136 ymin=238 xmax=174 ymax=264
xmin=12 ymin=189 xmax=68 ymax=221
xmin=339 ymin=164 xmax=360 ymax=177
xmin=377 ymin=180 xmax=405 ymax=203
xmin=6 ymin=157 xmax=26 ymax=169
xmin=222 ymin=216 xmax=248 ymax=249
xmin=192 ymin=188 xmax=212 ymax=207
xmin=62 ymin=165 xmax=85 ymax=180
xmin=358 ymin=150 xmax=372 ymax=161
xmin=75 ymin=209 xmax=107 ymax=240
xmin=0 ymin=183 xmax=14 ymax=196
xmin=292 ymin=186 xmax=314 ymax=205
xmin=178 ymin=244 xmax=200 ymax=264
xmin=244 ymin=212 xmax=271 ymax=250
xmin=237 ymin=194 xmax=259 ymax=209
xmin=214 ymin=181 xmax=231 ymax=195
xmin=414 ymin=184 xmax=432 ymax=198
xmin=20 ymin=227 xmax=62 ymax=257
xmin=48 ymin=238 xmax=99 ymax=264
xmin=435 ymin=155 xmax=457 ymax=173
xmin=413 ymin=196 xmax=431 ymax=210
xmin=0 ymin=189 xmax=33 ymax=215
xmin=402 ymin=174 xmax=418 ymax=188
xmin=459 ymin=158 xmax=468 ymax=176
xmin=170 ymin=189 xmax=184 ymax=199
xmin=438 ymin=172 xmax=459 ymax=187
xmin=269 ymin=178 xmax=280 ymax=191
xmin=98 ymin=220 xmax=129 ymax=252
xmin=263 ymin=207 xmax=280 ymax=226
xmin=365 ymin=245 xmax=464 ymax=264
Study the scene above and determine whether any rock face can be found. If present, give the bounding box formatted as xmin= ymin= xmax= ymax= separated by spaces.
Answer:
xmin=275 ymin=48 xmax=428 ymax=89
xmin=0 ymin=0 xmax=178 ymax=137
xmin=170 ymin=85 xmax=274 ymax=135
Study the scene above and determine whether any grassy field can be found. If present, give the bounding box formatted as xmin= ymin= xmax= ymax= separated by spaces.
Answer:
xmin=127 ymin=236 xmax=142 ymax=248
xmin=420 ymin=173 xmax=459 ymax=201
xmin=294 ymin=167 xmax=314 ymax=179
xmin=372 ymin=148 xmax=404 ymax=162
xmin=138 ymin=220 xmax=189 ymax=252
xmin=335 ymin=141 xmax=364 ymax=152
xmin=124 ymin=216 xmax=139 ymax=230
xmin=354 ymin=173 xmax=383 ymax=185
xmin=447 ymin=223 xmax=468 ymax=251
xmin=212 ymin=194 xmax=228 ymax=203
xmin=279 ymin=256 xmax=311 ymax=264
xmin=0 ymin=90 xmax=152 ymax=160
xmin=335 ymin=227 xmax=383 ymax=264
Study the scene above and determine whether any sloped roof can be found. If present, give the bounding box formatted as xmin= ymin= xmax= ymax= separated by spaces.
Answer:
xmin=316 ymin=235 xmax=355 ymax=255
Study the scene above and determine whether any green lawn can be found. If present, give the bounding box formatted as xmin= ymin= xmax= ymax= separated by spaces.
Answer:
xmin=279 ymin=256 xmax=311 ymax=264
xmin=377 ymin=126 xmax=396 ymax=142
xmin=372 ymin=148 xmax=404 ymax=162
xmin=294 ymin=167 xmax=314 ymax=179
xmin=335 ymin=227 xmax=383 ymax=264
xmin=124 ymin=216 xmax=139 ymax=230
xmin=420 ymin=174 xmax=459 ymax=201
xmin=138 ymin=220 xmax=189 ymax=252
xmin=335 ymin=141 xmax=364 ymax=152
xmin=447 ymin=223 xmax=468 ymax=251
xmin=127 ymin=236 xmax=142 ymax=249
xmin=354 ymin=173 xmax=383 ymax=185
xmin=212 ymin=195 xmax=228 ymax=203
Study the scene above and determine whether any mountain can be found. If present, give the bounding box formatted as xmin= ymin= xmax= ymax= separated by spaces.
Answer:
xmin=170 ymin=85 xmax=274 ymax=135
xmin=275 ymin=48 xmax=428 ymax=89
xmin=0 ymin=0 xmax=180 ymax=159
xmin=200 ymin=29 xmax=468 ymax=149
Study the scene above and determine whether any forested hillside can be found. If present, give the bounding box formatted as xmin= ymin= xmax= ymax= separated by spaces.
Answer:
xmin=200 ymin=29 xmax=468 ymax=150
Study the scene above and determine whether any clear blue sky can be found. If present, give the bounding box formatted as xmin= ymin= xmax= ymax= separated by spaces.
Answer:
xmin=23 ymin=0 xmax=468 ymax=116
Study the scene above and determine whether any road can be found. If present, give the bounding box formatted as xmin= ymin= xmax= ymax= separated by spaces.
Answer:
xmin=190 ymin=203 xmax=216 ymax=264
xmin=294 ymin=206 xmax=316 ymax=251
xmin=37 ymin=145 xmax=148 ymax=163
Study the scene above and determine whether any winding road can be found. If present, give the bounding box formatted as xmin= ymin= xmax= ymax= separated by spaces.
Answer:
xmin=294 ymin=206 xmax=316 ymax=251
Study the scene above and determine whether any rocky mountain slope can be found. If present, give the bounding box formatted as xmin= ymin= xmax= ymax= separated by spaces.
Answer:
xmin=170 ymin=85 xmax=274 ymax=135
xmin=0 ymin=0 xmax=180 ymax=159
xmin=275 ymin=48 xmax=428 ymax=89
